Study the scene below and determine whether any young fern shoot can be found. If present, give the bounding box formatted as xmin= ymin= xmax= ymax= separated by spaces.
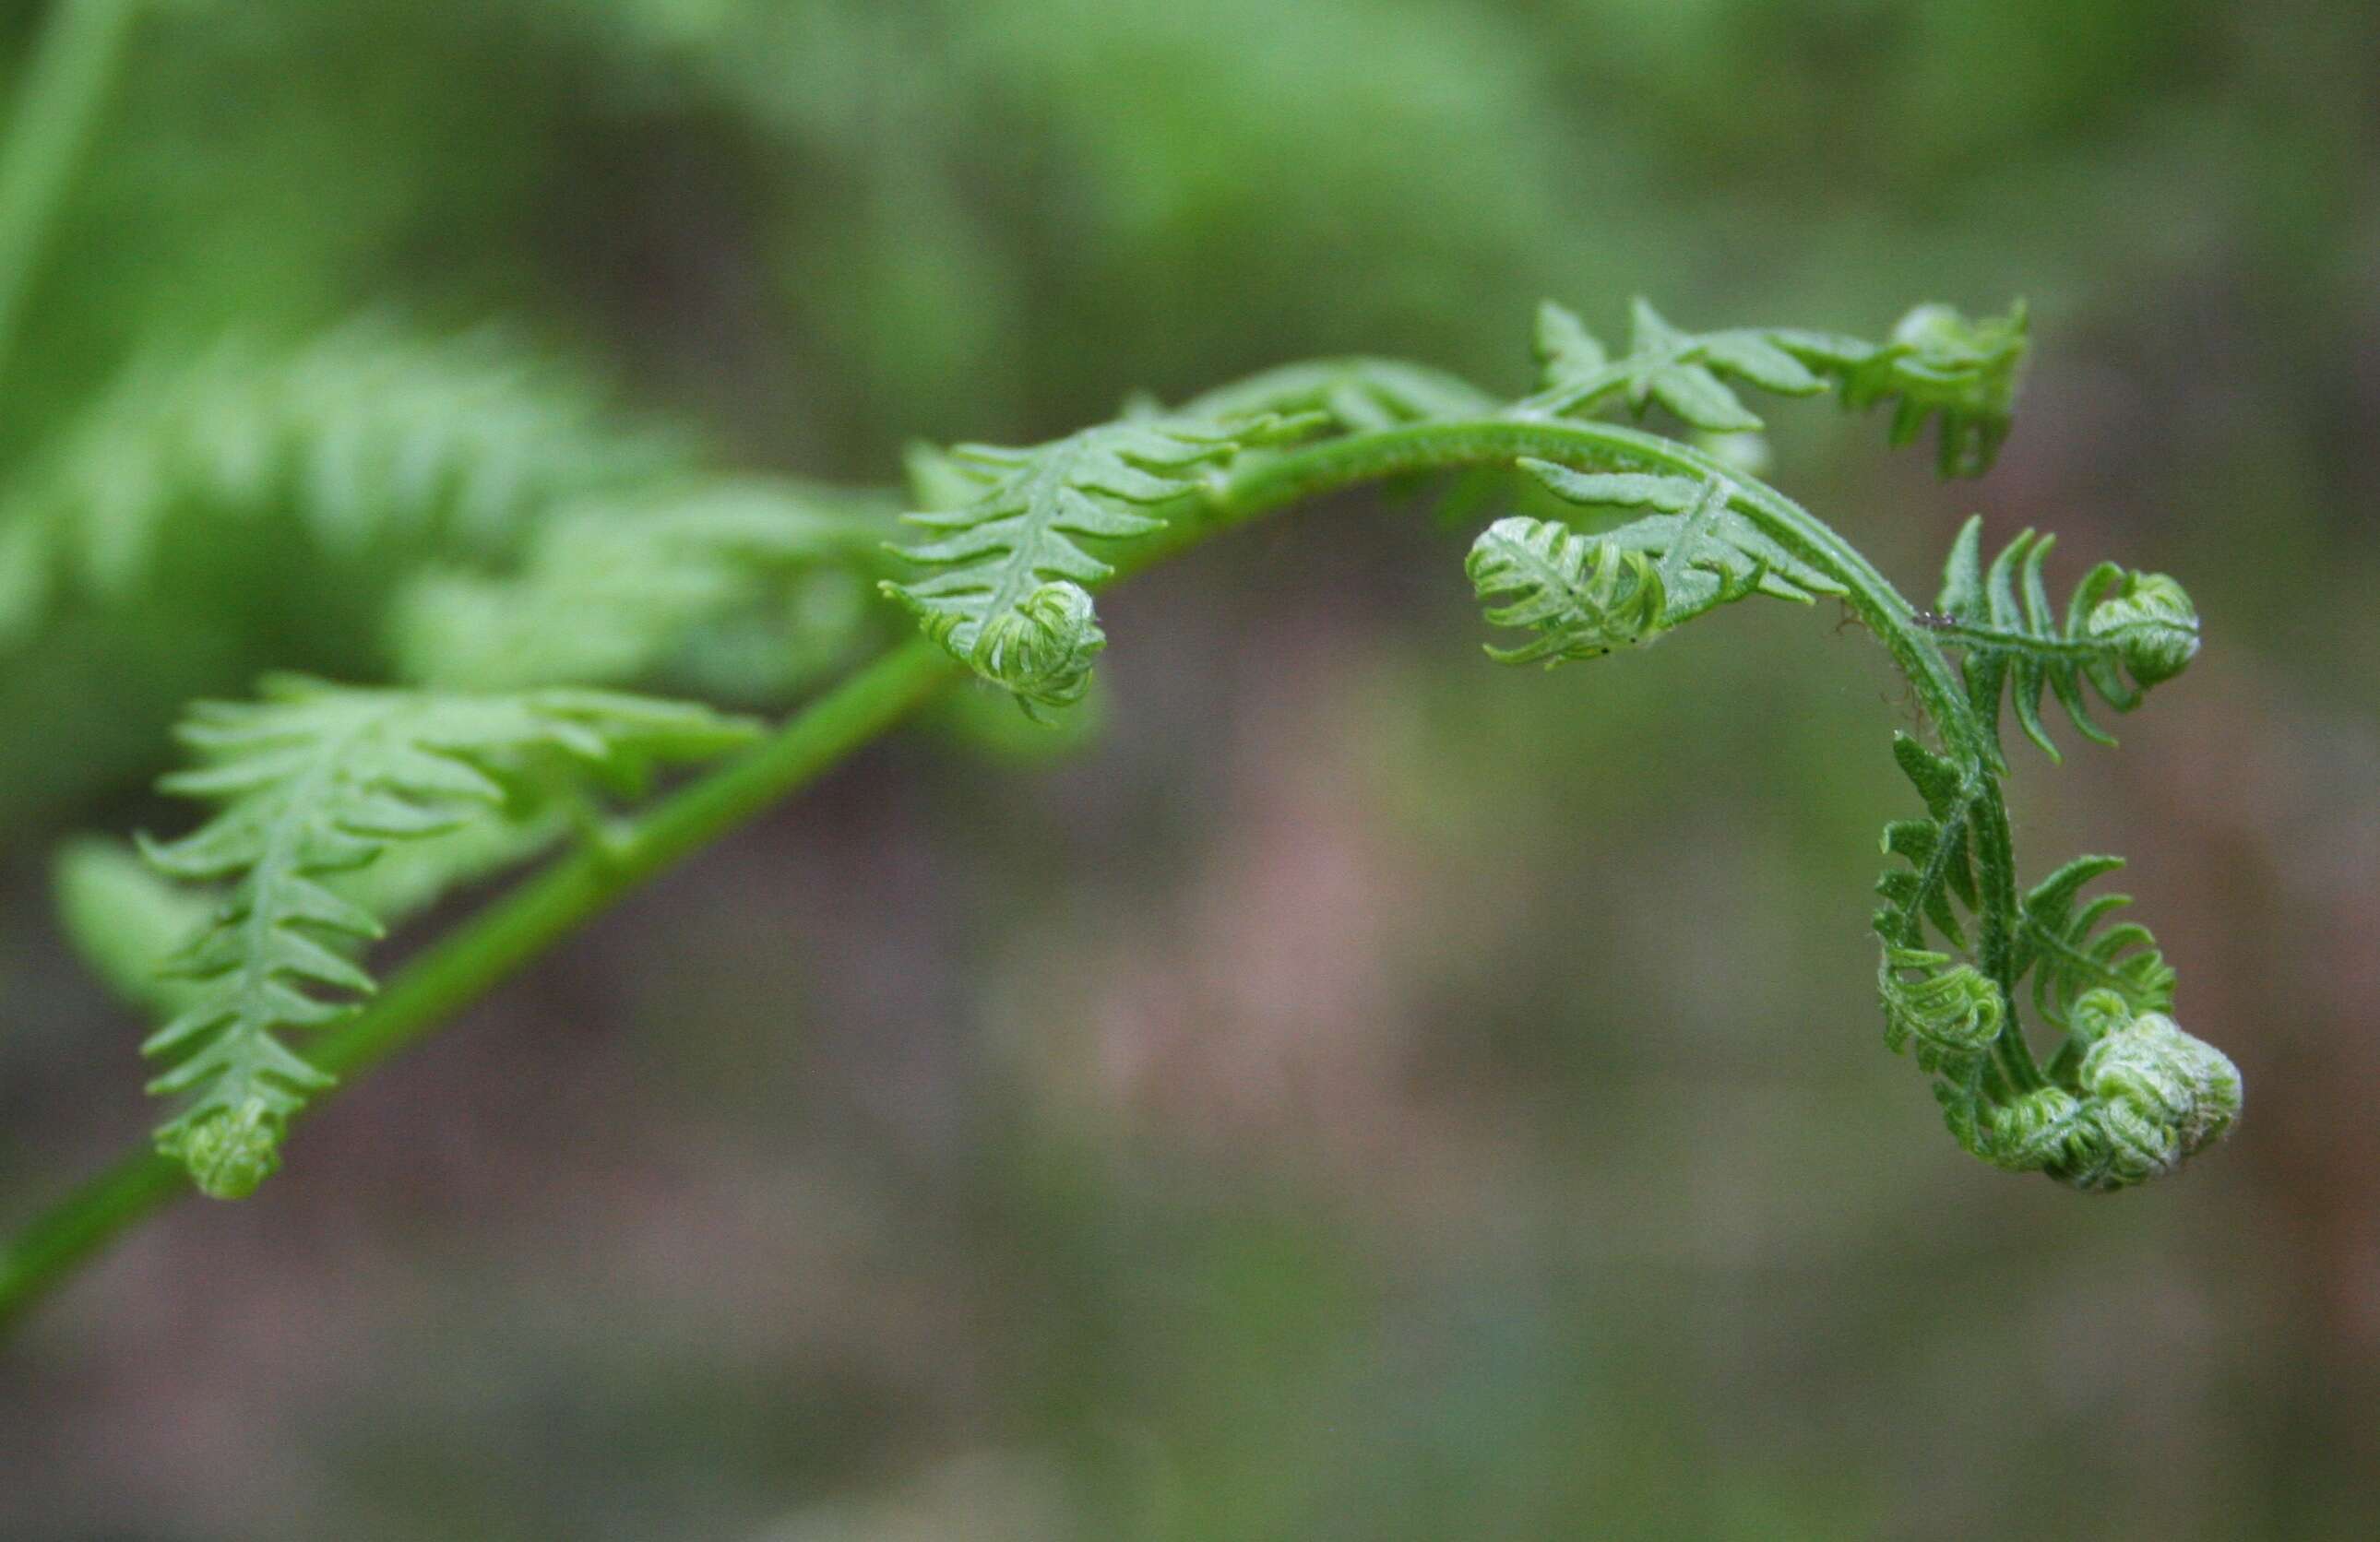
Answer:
xmin=85 ymin=294 xmax=2234 ymax=1223
xmin=877 ymin=295 xmax=2237 ymax=1192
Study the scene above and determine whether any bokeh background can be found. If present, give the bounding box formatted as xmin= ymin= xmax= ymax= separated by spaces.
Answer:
xmin=1 ymin=0 xmax=2375 ymax=1536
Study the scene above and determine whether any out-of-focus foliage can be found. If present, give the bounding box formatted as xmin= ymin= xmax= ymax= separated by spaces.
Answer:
xmin=0 ymin=0 xmax=2374 ymax=1536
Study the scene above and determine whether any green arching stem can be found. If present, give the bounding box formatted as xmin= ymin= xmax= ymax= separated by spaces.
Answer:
xmin=1166 ymin=415 xmax=2042 ymax=1102
xmin=0 ymin=0 xmax=145 ymax=387
xmin=0 ymin=638 xmax=959 ymax=1333
xmin=0 ymin=407 xmax=2034 ymax=1331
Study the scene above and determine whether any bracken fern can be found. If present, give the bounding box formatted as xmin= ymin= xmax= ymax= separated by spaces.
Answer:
xmin=869 ymin=295 xmax=2235 ymax=1195
xmin=26 ymin=295 xmax=2238 ymax=1263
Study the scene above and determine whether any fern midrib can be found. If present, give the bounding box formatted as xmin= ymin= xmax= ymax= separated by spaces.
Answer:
xmin=218 ymin=712 xmax=381 ymax=1094
xmin=1919 ymin=616 xmax=2101 ymax=660
xmin=966 ymin=434 xmax=1095 ymax=651
xmin=2018 ymin=911 xmax=2138 ymax=995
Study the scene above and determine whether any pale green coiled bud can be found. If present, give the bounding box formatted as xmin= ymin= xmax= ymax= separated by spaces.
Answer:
xmin=2064 ymin=987 xmax=2136 ymax=1050
xmin=1985 ymin=1086 xmax=2091 ymax=1173
xmin=1465 ymin=517 xmax=1671 ymax=667
xmin=2087 ymin=571 xmax=2199 ymax=688
xmin=2080 ymin=1008 xmax=2242 ymax=1156
xmin=970 ymin=581 xmax=1106 ymax=716
xmin=2043 ymin=997 xmax=2242 ymax=1192
xmin=1879 ymin=947 xmax=2004 ymax=1064
xmin=160 ymin=1097 xmax=283 ymax=1200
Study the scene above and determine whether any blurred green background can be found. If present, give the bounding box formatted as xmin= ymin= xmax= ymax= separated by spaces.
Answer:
xmin=1 ymin=0 xmax=2375 ymax=1536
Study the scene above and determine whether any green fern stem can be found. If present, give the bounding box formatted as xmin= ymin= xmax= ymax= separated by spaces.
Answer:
xmin=0 ymin=410 xmax=2030 ymax=1330
xmin=0 ymin=639 xmax=957 ymax=1331
xmin=1189 ymin=418 xmax=2042 ymax=1096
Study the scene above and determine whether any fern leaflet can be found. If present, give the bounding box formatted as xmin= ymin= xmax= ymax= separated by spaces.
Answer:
xmin=1873 ymin=734 xmax=1983 ymax=955
xmin=881 ymin=413 xmax=1310 ymax=715
xmin=1925 ymin=516 xmax=2201 ymax=761
xmin=392 ymin=479 xmax=897 ymax=695
xmin=137 ymin=677 xmax=756 ymax=1196
xmin=1522 ymin=298 xmax=2029 ymax=475
xmin=1468 ymin=465 xmax=1845 ymax=664
xmin=2013 ymin=855 xmax=2176 ymax=1031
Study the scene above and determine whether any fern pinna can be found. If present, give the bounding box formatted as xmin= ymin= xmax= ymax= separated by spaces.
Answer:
xmin=42 ymin=294 xmax=2235 ymax=1238
xmin=134 ymin=679 xmax=754 ymax=1196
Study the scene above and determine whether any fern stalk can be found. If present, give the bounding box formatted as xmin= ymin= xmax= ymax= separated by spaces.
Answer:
xmin=0 ymin=640 xmax=956 ymax=1330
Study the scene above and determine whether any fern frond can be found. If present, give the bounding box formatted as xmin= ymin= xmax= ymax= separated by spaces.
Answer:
xmin=0 ymin=323 xmax=677 ymax=638
xmin=1470 ymin=464 xmax=1848 ymax=667
xmin=1926 ymin=516 xmax=2201 ymax=761
xmin=1529 ymin=297 xmax=1815 ymax=433
xmin=1876 ymin=944 xmax=2006 ymax=1163
xmin=2013 ymin=855 xmax=2176 ymax=1031
xmin=1871 ymin=734 xmax=2020 ymax=1162
xmin=0 ymin=323 xmax=702 ymax=837
xmin=880 ymin=413 xmax=1311 ymax=715
xmin=1781 ymin=302 xmax=2030 ymax=477
xmin=56 ymin=811 xmax=572 ymax=1019
xmin=1521 ymin=299 xmax=2028 ymax=475
xmin=391 ymin=479 xmax=897 ymax=695
xmin=137 ymin=677 xmax=756 ymax=1197
xmin=1870 ymin=735 xmax=2222 ymax=1192
xmin=1465 ymin=516 xmax=1670 ymax=665
xmin=1520 ymin=462 xmax=1848 ymax=608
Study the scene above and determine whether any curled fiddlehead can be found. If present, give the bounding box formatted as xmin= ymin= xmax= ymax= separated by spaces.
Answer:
xmin=879 ymin=412 xmax=1315 ymax=715
xmin=1470 ymin=462 xmax=1847 ymax=662
xmin=1871 ymin=697 xmax=2229 ymax=1191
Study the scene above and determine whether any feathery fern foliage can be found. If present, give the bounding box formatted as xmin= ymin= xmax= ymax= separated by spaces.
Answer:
xmin=880 ymin=412 xmax=1315 ymax=716
xmin=0 ymin=324 xmax=707 ymax=838
xmin=1872 ymin=732 xmax=2227 ymax=1187
xmin=1469 ymin=462 xmax=1847 ymax=663
xmin=137 ymin=677 xmax=756 ymax=1196
xmin=0 ymin=324 xmax=678 ymax=647
xmin=2015 ymin=855 xmax=2177 ymax=1032
xmin=1873 ymin=734 xmax=1985 ymax=955
xmin=52 ymin=294 xmax=2233 ymax=1206
xmin=1924 ymin=516 xmax=2201 ymax=760
xmin=390 ymin=479 xmax=898 ymax=696
xmin=1520 ymin=297 xmax=2029 ymax=475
